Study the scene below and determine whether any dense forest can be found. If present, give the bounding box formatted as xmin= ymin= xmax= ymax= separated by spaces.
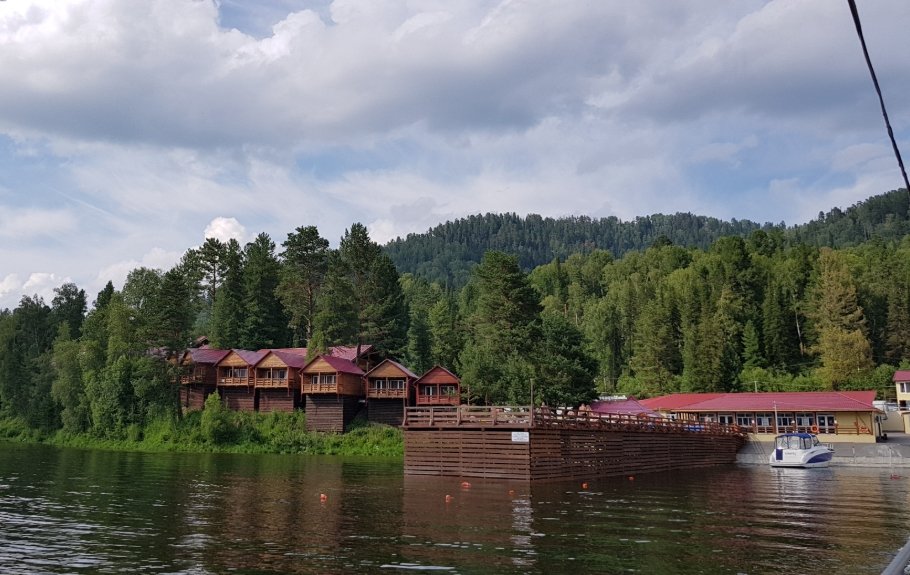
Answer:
xmin=386 ymin=188 xmax=910 ymax=287
xmin=2 ymin=189 xmax=910 ymax=441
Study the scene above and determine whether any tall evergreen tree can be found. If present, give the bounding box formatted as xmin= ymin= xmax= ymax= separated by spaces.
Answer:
xmin=210 ymin=239 xmax=244 ymax=349
xmin=240 ymin=233 xmax=287 ymax=350
xmin=278 ymin=225 xmax=329 ymax=346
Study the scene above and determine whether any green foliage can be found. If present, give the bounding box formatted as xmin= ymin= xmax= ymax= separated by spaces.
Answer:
xmin=200 ymin=392 xmax=233 ymax=444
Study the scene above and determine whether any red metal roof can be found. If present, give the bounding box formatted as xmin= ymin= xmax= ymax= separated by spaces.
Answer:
xmin=590 ymin=398 xmax=660 ymax=417
xmin=639 ymin=393 xmax=725 ymax=411
xmin=302 ymin=354 xmax=365 ymax=375
xmin=640 ymin=391 xmax=879 ymax=413
xmin=330 ymin=344 xmax=375 ymax=361
xmin=893 ymin=370 xmax=910 ymax=382
xmin=234 ymin=349 xmax=268 ymax=366
xmin=188 ymin=348 xmax=231 ymax=364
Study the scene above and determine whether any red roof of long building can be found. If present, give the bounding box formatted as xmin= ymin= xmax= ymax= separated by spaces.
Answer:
xmin=640 ymin=391 xmax=879 ymax=413
xmin=590 ymin=397 xmax=660 ymax=417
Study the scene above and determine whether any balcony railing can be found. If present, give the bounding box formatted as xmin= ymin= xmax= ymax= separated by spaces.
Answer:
xmin=367 ymin=387 xmax=407 ymax=399
xmin=218 ymin=377 xmax=252 ymax=387
xmin=302 ymin=382 xmax=339 ymax=394
xmin=256 ymin=377 xmax=291 ymax=388
xmin=415 ymin=393 xmax=459 ymax=406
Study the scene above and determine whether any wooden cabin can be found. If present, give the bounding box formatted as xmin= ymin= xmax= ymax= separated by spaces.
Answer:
xmin=254 ymin=350 xmax=307 ymax=413
xmin=178 ymin=348 xmax=229 ymax=410
xmin=328 ymin=344 xmax=381 ymax=373
xmin=364 ymin=359 xmax=417 ymax=426
xmin=414 ymin=366 xmax=461 ymax=406
xmin=216 ymin=350 xmax=266 ymax=411
xmin=301 ymin=354 xmax=365 ymax=432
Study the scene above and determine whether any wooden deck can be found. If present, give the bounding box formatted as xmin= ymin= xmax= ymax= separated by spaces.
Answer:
xmin=403 ymin=406 xmax=748 ymax=481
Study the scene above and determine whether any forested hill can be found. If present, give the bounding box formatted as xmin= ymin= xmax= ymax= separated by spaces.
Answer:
xmin=384 ymin=188 xmax=910 ymax=287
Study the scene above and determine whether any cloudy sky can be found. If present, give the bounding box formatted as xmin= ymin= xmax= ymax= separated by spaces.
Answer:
xmin=1 ymin=0 xmax=908 ymax=309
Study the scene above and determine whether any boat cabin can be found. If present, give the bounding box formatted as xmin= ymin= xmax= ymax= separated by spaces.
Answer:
xmin=414 ymin=366 xmax=461 ymax=406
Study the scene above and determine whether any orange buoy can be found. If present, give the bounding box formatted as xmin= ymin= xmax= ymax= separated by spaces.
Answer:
xmin=508 ymin=489 xmax=515 ymax=496
xmin=581 ymin=482 xmax=589 ymax=489
xmin=319 ymin=493 xmax=328 ymax=502
xmin=445 ymin=494 xmax=453 ymax=503
xmin=628 ymin=476 xmax=635 ymax=481
xmin=460 ymin=481 xmax=471 ymax=489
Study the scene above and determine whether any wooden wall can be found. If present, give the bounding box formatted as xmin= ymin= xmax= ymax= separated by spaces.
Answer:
xmin=404 ymin=428 xmax=745 ymax=481
xmin=180 ymin=385 xmax=215 ymax=411
xmin=258 ymin=389 xmax=299 ymax=413
xmin=305 ymin=395 xmax=362 ymax=432
xmin=367 ymin=399 xmax=406 ymax=426
xmin=220 ymin=387 xmax=256 ymax=411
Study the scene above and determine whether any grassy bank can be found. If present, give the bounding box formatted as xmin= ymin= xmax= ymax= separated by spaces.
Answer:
xmin=0 ymin=410 xmax=403 ymax=457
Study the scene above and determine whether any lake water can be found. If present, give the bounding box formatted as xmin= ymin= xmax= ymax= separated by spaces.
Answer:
xmin=1 ymin=442 xmax=909 ymax=574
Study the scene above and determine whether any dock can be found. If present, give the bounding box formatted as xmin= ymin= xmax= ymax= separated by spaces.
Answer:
xmin=403 ymin=405 xmax=748 ymax=481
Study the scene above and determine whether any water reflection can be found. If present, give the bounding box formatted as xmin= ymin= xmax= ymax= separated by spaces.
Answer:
xmin=0 ymin=442 xmax=909 ymax=574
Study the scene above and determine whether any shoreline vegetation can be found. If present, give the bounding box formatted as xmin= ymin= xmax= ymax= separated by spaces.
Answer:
xmin=0 ymin=407 xmax=403 ymax=457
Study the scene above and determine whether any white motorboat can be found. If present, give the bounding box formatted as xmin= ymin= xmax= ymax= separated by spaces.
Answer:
xmin=769 ymin=432 xmax=834 ymax=468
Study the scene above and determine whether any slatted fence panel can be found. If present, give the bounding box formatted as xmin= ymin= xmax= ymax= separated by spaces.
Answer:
xmin=258 ymin=389 xmax=299 ymax=413
xmin=305 ymin=395 xmax=362 ymax=432
xmin=367 ymin=399 xmax=406 ymax=426
xmin=220 ymin=387 xmax=256 ymax=411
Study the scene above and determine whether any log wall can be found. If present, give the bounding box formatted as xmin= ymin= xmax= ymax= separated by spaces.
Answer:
xmin=180 ymin=385 xmax=215 ymax=411
xmin=305 ymin=395 xmax=362 ymax=432
xmin=404 ymin=428 xmax=745 ymax=481
xmin=220 ymin=387 xmax=256 ymax=412
xmin=258 ymin=388 xmax=299 ymax=413
xmin=367 ymin=399 xmax=406 ymax=426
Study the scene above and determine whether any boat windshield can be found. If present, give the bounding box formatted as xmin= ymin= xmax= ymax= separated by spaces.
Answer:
xmin=775 ymin=435 xmax=811 ymax=449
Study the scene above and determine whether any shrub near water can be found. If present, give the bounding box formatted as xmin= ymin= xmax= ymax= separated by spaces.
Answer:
xmin=0 ymin=398 xmax=403 ymax=457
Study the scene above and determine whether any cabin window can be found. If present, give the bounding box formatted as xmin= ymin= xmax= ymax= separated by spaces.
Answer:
xmin=373 ymin=379 xmax=386 ymax=390
xmin=424 ymin=385 xmax=437 ymax=396
xmin=776 ymin=413 xmax=795 ymax=429
xmin=796 ymin=412 xmax=813 ymax=427
xmin=440 ymin=385 xmax=457 ymax=396
xmin=314 ymin=374 xmax=336 ymax=385
xmin=736 ymin=413 xmax=753 ymax=427
xmin=388 ymin=379 xmax=405 ymax=390
xmin=276 ymin=369 xmax=287 ymax=379
xmin=817 ymin=414 xmax=835 ymax=431
xmin=755 ymin=412 xmax=774 ymax=429
xmin=700 ymin=413 xmax=716 ymax=423
xmin=900 ymin=382 xmax=910 ymax=393
xmin=718 ymin=414 xmax=734 ymax=425
xmin=231 ymin=367 xmax=248 ymax=378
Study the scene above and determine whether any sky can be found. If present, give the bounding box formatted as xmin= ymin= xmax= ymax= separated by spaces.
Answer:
xmin=1 ymin=0 xmax=908 ymax=310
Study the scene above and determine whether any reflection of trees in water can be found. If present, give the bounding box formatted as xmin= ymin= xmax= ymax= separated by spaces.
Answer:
xmin=400 ymin=476 xmax=537 ymax=571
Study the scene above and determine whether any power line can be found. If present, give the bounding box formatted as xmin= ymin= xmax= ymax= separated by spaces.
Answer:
xmin=846 ymin=0 xmax=910 ymax=209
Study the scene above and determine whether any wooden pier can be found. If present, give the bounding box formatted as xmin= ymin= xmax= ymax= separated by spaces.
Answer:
xmin=403 ymin=405 xmax=748 ymax=481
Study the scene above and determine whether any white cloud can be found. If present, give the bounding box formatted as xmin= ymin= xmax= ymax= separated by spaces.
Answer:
xmin=204 ymin=217 xmax=247 ymax=244
xmin=21 ymin=272 xmax=70 ymax=304
xmin=0 ymin=0 xmax=908 ymax=310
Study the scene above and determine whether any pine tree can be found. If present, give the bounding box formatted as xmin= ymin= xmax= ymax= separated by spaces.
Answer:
xmin=210 ymin=239 xmax=244 ymax=349
xmin=277 ymin=225 xmax=329 ymax=346
xmin=240 ymin=233 xmax=287 ymax=349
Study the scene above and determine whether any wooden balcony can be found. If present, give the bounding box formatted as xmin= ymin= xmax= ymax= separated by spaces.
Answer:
xmin=179 ymin=375 xmax=202 ymax=385
xmin=302 ymin=382 xmax=339 ymax=394
xmin=367 ymin=386 xmax=408 ymax=399
xmin=415 ymin=393 xmax=459 ymax=406
xmin=218 ymin=377 xmax=252 ymax=387
xmin=256 ymin=377 xmax=291 ymax=389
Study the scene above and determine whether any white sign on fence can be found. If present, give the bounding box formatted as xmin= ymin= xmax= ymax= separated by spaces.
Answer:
xmin=511 ymin=431 xmax=529 ymax=443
